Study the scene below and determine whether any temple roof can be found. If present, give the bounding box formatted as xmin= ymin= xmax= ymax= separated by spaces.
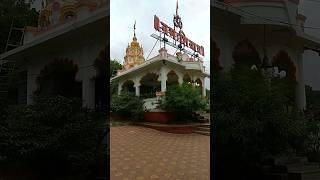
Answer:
xmin=111 ymin=53 xmax=209 ymax=83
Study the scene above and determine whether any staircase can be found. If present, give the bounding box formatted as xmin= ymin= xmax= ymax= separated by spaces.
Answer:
xmin=192 ymin=111 xmax=210 ymax=135
xmin=269 ymin=156 xmax=320 ymax=180
xmin=193 ymin=124 xmax=210 ymax=136
xmin=193 ymin=111 xmax=210 ymax=123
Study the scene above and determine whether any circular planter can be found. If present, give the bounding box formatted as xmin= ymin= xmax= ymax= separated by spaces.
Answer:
xmin=144 ymin=111 xmax=176 ymax=124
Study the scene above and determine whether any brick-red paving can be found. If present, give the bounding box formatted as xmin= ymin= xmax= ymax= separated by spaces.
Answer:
xmin=110 ymin=126 xmax=210 ymax=180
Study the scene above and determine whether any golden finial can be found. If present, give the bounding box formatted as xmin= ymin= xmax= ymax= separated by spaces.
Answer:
xmin=134 ymin=20 xmax=136 ymax=38
xmin=176 ymin=0 xmax=178 ymax=16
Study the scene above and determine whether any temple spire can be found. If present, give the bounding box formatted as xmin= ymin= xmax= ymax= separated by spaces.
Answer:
xmin=122 ymin=20 xmax=145 ymax=71
xmin=176 ymin=0 xmax=179 ymax=16
xmin=134 ymin=20 xmax=136 ymax=38
xmin=41 ymin=0 xmax=45 ymax=9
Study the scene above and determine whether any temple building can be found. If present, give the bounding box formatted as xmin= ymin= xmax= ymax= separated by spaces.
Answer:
xmin=0 ymin=0 xmax=108 ymax=109
xmin=212 ymin=0 xmax=320 ymax=110
xmin=110 ymin=22 xmax=209 ymax=111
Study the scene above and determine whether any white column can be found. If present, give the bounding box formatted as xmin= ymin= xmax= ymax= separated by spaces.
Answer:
xmin=118 ymin=82 xmax=122 ymax=95
xmin=134 ymin=81 xmax=140 ymax=97
xmin=202 ymin=78 xmax=206 ymax=97
xmin=27 ymin=71 xmax=36 ymax=105
xmin=295 ymin=52 xmax=306 ymax=110
xmin=178 ymin=73 xmax=183 ymax=85
xmin=160 ymin=68 xmax=167 ymax=92
xmin=82 ymin=77 xmax=95 ymax=109
xmin=161 ymin=75 xmax=167 ymax=92
xmin=135 ymin=85 xmax=140 ymax=96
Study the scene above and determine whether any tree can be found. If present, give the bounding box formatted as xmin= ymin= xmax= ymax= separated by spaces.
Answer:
xmin=110 ymin=59 xmax=122 ymax=78
xmin=0 ymin=96 xmax=107 ymax=179
xmin=0 ymin=0 xmax=38 ymax=53
xmin=305 ymin=86 xmax=320 ymax=161
xmin=212 ymin=66 xmax=306 ymax=179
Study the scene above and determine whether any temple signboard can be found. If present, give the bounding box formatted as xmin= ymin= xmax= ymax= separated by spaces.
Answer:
xmin=153 ymin=15 xmax=205 ymax=57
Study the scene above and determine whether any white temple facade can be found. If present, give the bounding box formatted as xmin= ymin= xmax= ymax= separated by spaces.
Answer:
xmin=110 ymin=34 xmax=209 ymax=111
xmin=212 ymin=0 xmax=320 ymax=110
xmin=0 ymin=0 xmax=108 ymax=109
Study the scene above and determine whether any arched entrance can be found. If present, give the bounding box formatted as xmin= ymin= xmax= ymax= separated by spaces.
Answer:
xmin=233 ymin=39 xmax=261 ymax=68
xmin=195 ymin=78 xmax=203 ymax=95
xmin=195 ymin=78 xmax=202 ymax=88
xmin=35 ymin=58 xmax=81 ymax=98
xmin=212 ymin=40 xmax=222 ymax=72
xmin=140 ymin=73 xmax=160 ymax=98
xmin=183 ymin=74 xmax=192 ymax=84
xmin=272 ymin=50 xmax=296 ymax=106
xmin=121 ymin=80 xmax=135 ymax=93
xmin=166 ymin=70 xmax=179 ymax=87
xmin=272 ymin=50 xmax=296 ymax=82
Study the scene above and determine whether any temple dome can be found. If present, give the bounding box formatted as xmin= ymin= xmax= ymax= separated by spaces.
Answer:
xmin=122 ymin=23 xmax=145 ymax=71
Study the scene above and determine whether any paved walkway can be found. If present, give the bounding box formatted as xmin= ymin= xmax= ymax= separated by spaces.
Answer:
xmin=110 ymin=126 xmax=210 ymax=180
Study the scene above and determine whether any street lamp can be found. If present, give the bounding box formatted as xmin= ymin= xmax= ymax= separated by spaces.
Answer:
xmin=260 ymin=24 xmax=286 ymax=79
xmin=261 ymin=24 xmax=273 ymax=78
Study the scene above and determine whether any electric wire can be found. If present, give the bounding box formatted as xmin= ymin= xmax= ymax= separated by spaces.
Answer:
xmin=146 ymin=38 xmax=159 ymax=61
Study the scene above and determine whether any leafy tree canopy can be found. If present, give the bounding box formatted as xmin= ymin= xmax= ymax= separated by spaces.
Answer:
xmin=213 ymin=66 xmax=306 ymax=179
xmin=0 ymin=0 xmax=38 ymax=53
xmin=0 ymin=95 xmax=107 ymax=179
xmin=110 ymin=59 xmax=122 ymax=78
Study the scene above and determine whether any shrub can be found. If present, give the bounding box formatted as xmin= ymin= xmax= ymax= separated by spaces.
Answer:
xmin=161 ymin=83 xmax=206 ymax=121
xmin=305 ymin=86 xmax=320 ymax=161
xmin=213 ymin=67 xmax=307 ymax=179
xmin=0 ymin=95 xmax=107 ymax=179
xmin=110 ymin=92 xmax=144 ymax=120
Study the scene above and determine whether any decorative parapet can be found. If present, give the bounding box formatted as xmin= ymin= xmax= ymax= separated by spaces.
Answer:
xmin=296 ymin=13 xmax=306 ymax=31
xmin=159 ymin=48 xmax=168 ymax=59
xmin=24 ymin=0 xmax=107 ymax=44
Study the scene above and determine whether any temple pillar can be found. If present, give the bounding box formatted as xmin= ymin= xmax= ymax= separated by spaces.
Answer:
xmin=134 ymin=81 xmax=140 ymax=97
xmin=118 ymin=82 xmax=123 ymax=95
xmin=295 ymin=52 xmax=306 ymax=110
xmin=82 ymin=77 xmax=95 ymax=109
xmin=135 ymin=85 xmax=140 ymax=96
xmin=27 ymin=71 xmax=37 ymax=105
xmin=161 ymin=75 xmax=167 ymax=92
xmin=202 ymin=78 xmax=206 ymax=97
xmin=178 ymin=74 xmax=183 ymax=85
xmin=159 ymin=67 xmax=168 ymax=92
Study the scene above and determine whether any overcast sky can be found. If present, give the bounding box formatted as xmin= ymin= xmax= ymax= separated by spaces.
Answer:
xmin=110 ymin=0 xmax=210 ymax=73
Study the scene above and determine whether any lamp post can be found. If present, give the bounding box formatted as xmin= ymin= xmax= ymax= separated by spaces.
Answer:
xmin=261 ymin=24 xmax=273 ymax=79
xmin=260 ymin=24 xmax=286 ymax=79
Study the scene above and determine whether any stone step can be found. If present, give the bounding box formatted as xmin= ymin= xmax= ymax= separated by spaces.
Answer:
xmin=197 ymin=126 xmax=210 ymax=131
xmin=281 ymin=157 xmax=320 ymax=180
xmin=288 ymin=164 xmax=320 ymax=173
xmin=199 ymin=119 xmax=210 ymax=123
xmin=276 ymin=156 xmax=309 ymax=165
xmin=302 ymin=171 xmax=320 ymax=180
xmin=193 ymin=130 xmax=210 ymax=136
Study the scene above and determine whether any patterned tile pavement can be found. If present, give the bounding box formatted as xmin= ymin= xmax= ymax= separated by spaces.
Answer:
xmin=110 ymin=126 xmax=210 ymax=180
